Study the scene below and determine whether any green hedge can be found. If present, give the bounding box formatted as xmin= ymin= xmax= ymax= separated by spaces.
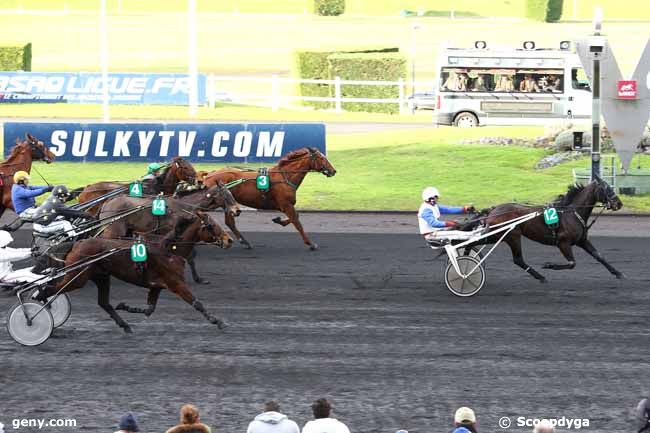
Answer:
xmin=313 ymin=0 xmax=345 ymax=16
xmin=525 ymin=0 xmax=563 ymax=22
xmin=293 ymin=47 xmax=399 ymax=109
xmin=327 ymin=53 xmax=407 ymax=114
xmin=0 ymin=44 xmax=32 ymax=71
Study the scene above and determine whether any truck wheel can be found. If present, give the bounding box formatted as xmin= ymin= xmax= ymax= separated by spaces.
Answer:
xmin=454 ymin=112 xmax=478 ymax=127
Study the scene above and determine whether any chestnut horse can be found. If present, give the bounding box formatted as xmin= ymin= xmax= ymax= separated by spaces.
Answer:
xmin=0 ymin=133 xmax=56 ymax=216
xmin=475 ymin=177 xmax=624 ymax=283
xmin=204 ymin=147 xmax=336 ymax=250
xmin=33 ymin=238 xmax=228 ymax=334
xmin=98 ymin=184 xmax=239 ymax=282
xmin=74 ymin=156 xmax=197 ymax=215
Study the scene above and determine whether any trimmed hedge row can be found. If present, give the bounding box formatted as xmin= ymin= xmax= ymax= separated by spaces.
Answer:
xmin=313 ymin=0 xmax=345 ymax=16
xmin=293 ymin=47 xmax=401 ymax=112
xmin=0 ymin=44 xmax=32 ymax=71
xmin=327 ymin=53 xmax=406 ymax=114
xmin=525 ymin=0 xmax=563 ymax=22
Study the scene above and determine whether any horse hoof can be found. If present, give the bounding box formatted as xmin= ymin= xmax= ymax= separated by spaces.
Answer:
xmin=116 ymin=302 xmax=126 ymax=310
xmin=123 ymin=326 xmax=133 ymax=334
xmin=198 ymin=279 xmax=210 ymax=285
xmin=616 ymin=273 xmax=627 ymax=280
xmin=272 ymin=217 xmax=282 ymax=225
xmin=240 ymin=240 xmax=253 ymax=249
xmin=212 ymin=318 xmax=229 ymax=329
xmin=539 ymin=278 xmax=547 ymax=284
xmin=542 ymin=262 xmax=553 ymax=269
xmin=310 ymin=243 xmax=319 ymax=251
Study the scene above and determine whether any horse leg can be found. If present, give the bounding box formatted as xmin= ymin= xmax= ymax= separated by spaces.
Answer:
xmin=95 ymin=276 xmax=133 ymax=333
xmin=505 ymin=234 xmax=546 ymax=283
xmin=188 ymin=248 xmax=209 ymax=284
xmin=225 ymin=211 xmax=252 ymax=249
xmin=116 ymin=288 xmax=162 ymax=316
xmin=279 ymin=204 xmax=317 ymax=250
xmin=271 ymin=216 xmax=292 ymax=227
xmin=165 ymin=279 xmax=228 ymax=329
xmin=579 ymin=238 xmax=626 ymax=279
xmin=542 ymin=241 xmax=576 ymax=270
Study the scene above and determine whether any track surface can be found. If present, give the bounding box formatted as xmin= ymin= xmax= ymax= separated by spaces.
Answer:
xmin=1 ymin=228 xmax=649 ymax=433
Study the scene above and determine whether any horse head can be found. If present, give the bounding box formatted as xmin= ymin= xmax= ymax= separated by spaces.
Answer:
xmin=307 ymin=147 xmax=336 ymax=177
xmin=18 ymin=133 xmax=56 ymax=163
xmin=593 ymin=174 xmax=623 ymax=211
xmin=169 ymin=157 xmax=197 ymax=184
xmin=196 ymin=210 xmax=233 ymax=249
xmin=205 ymin=182 xmax=240 ymax=217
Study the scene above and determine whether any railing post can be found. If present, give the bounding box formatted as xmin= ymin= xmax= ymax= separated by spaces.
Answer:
xmin=398 ymin=78 xmax=405 ymax=115
xmin=207 ymin=74 xmax=216 ymax=108
xmin=271 ymin=74 xmax=279 ymax=112
xmin=335 ymin=76 xmax=342 ymax=113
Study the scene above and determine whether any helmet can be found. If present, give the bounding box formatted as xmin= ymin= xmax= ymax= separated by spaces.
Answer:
xmin=148 ymin=162 xmax=163 ymax=174
xmin=422 ymin=186 xmax=440 ymax=202
xmin=0 ymin=230 xmax=13 ymax=248
xmin=53 ymin=185 xmax=69 ymax=199
xmin=13 ymin=171 xmax=30 ymax=183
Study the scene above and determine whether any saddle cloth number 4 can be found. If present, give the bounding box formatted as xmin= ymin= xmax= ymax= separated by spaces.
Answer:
xmin=129 ymin=182 xmax=143 ymax=197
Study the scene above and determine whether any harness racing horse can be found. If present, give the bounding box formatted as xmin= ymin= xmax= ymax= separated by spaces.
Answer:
xmin=204 ymin=147 xmax=336 ymax=250
xmin=32 ymin=238 xmax=228 ymax=334
xmin=0 ymin=133 xmax=56 ymax=216
xmin=98 ymin=183 xmax=238 ymax=283
xmin=478 ymin=176 xmax=624 ymax=283
xmin=73 ymin=156 xmax=197 ymax=215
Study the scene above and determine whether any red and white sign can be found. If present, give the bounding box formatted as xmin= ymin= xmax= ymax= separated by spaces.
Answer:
xmin=617 ymin=80 xmax=637 ymax=99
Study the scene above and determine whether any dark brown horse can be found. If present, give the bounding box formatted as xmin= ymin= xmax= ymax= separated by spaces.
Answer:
xmin=98 ymin=183 xmax=238 ymax=282
xmin=74 ymin=156 xmax=197 ymax=215
xmin=33 ymin=238 xmax=228 ymax=334
xmin=204 ymin=147 xmax=336 ymax=250
xmin=0 ymin=133 xmax=56 ymax=215
xmin=477 ymin=177 xmax=624 ymax=283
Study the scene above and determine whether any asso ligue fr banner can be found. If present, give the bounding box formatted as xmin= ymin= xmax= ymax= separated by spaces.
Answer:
xmin=3 ymin=122 xmax=326 ymax=163
xmin=0 ymin=72 xmax=206 ymax=105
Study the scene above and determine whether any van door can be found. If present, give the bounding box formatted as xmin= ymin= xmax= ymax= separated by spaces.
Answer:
xmin=566 ymin=67 xmax=592 ymax=120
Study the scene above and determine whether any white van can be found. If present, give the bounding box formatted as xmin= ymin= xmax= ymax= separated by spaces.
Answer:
xmin=434 ymin=41 xmax=592 ymax=127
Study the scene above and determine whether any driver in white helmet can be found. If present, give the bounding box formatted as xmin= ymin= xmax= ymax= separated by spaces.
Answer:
xmin=418 ymin=186 xmax=475 ymax=242
xmin=0 ymin=230 xmax=43 ymax=284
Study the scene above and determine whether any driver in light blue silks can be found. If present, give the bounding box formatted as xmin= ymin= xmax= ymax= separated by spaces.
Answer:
xmin=418 ymin=186 xmax=475 ymax=242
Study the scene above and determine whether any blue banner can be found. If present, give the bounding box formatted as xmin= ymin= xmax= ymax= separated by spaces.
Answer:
xmin=0 ymin=72 xmax=206 ymax=105
xmin=3 ymin=122 xmax=326 ymax=163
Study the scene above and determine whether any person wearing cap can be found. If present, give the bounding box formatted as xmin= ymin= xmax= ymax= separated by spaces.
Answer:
xmin=11 ymin=171 xmax=53 ymax=220
xmin=114 ymin=413 xmax=140 ymax=433
xmin=143 ymin=162 xmax=163 ymax=181
xmin=636 ymin=398 xmax=650 ymax=433
xmin=0 ymin=230 xmax=43 ymax=284
xmin=31 ymin=185 xmax=94 ymax=238
xmin=533 ymin=419 xmax=555 ymax=433
xmin=247 ymin=400 xmax=300 ymax=433
xmin=418 ymin=186 xmax=475 ymax=242
xmin=302 ymin=398 xmax=350 ymax=433
xmin=452 ymin=407 xmax=477 ymax=433
xmin=164 ymin=404 xmax=211 ymax=433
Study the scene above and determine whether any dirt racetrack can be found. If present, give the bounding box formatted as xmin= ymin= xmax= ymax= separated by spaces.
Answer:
xmin=1 ymin=216 xmax=650 ymax=433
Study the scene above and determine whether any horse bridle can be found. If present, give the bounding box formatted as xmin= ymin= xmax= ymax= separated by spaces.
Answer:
xmin=279 ymin=148 xmax=332 ymax=176
xmin=199 ymin=215 xmax=224 ymax=247
xmin=595 ymin=178 xmax=618 ymax=210
xmin=28 ymin=137 xmax=50 ymax=162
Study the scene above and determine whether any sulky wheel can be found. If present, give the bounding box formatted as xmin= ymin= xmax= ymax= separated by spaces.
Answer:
xmin=29 ymin=289 xmax=72 ymax=328
xmin=445 ymin=246 xmax=483 ymax=268
xmin=6 ymin=302 xmax=54 ymax=346
xmin=444 ymin=256 xmax=486 ymax=297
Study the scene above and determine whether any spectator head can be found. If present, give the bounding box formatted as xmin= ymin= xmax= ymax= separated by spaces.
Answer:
xmin=180 ymin=404 xmax=200 ymax=425
xmin=636 ymin=398 xmax=650 ymax=432
xmin=453 ymin=407 xmax=476 ymax=432
xmin=533 ymin=420 xmax=555 ymax=433
xmin=118 ymin=413 xmax=139 ymax=433
xmin=312 ymin=398 xmax=332 ymax=419
xmin=264 ymin=400 xmax=281 ymax=413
